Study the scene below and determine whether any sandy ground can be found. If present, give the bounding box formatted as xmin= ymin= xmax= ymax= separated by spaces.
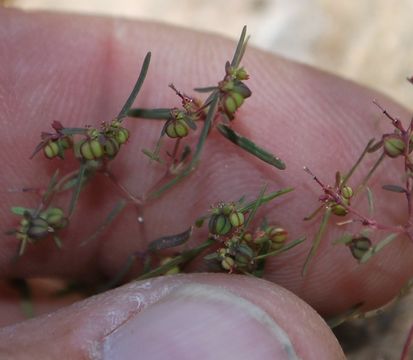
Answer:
xmin=2 ymin=1 xmax=413 ymax=358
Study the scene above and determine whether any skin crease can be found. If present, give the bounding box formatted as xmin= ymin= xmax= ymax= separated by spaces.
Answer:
xmin=0 ymin=4 xmax=412 ymax=340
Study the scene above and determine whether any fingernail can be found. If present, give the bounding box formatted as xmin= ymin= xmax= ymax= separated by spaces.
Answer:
xmin=101 ymin=284 xmax=298 ymax=360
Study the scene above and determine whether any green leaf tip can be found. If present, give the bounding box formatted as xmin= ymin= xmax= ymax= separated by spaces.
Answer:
xmin=217 ymin=124 xmax=286 ymax=170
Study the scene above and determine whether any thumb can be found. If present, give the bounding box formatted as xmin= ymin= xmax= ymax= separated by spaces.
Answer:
xmin=0 ymin=274 xmax=344 ymax=359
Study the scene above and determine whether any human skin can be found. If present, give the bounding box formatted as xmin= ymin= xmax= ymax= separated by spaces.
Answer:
xmin=0 ymin=8 xmax=411 ymax=359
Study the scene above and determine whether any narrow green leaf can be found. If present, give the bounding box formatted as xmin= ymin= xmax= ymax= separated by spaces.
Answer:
xmin=239 ymin=188 xmax=293 ymax=213
xmin=365 ymin=186 xmax=375 ymax=216
xmin=360 ymin=233 xmax=399 ymax=263
xmin=118 ymin=52 xmax=151 ymax=120
xmin=341 ymin=138 xmax=375 ymax=187
xmin=142 ymin=148 xmax=162 ymax=162
xmin=60 ymin=128 xmax=88 ymax=136
xmin=231 ymin=25 xmax=248 ymax=68
xmin=303 ymin=205 xmax=323 ymax=221
xmin=254 ymin=236 xmax=306 ymax=260
xmin=204 ymin=252 xmax=219 ymax=261
xmin=99 ymin=253 xmax=137 ymax=291
xmin=10 ymin=279 xmax=34 ymax=319
xmin=137 ymin=238 xmax=215 ymax=281
xmin=355 ymin=153 xmax=385 ymax=196
xmin=326 ymin=303 xmax=364 ymax=328
xmin=333 ymin=232 xmax=353 ymax=245
xmin=242 ymin=185 xmax=267 ymax=234
xmin=42 ymin=169 xmax=60 ymax=204
xmin=217 ymin=124 xmax=286 ymax=170
xmin=53 ymin=235 xmax=63 ymax=249
xmin=11 ymin=207 xmax=31 ymax=216
xmin=80 ymin=200 xmax=127 ymax=246
xmin=68 ymin=163 xmax=87 ymax=217
xmin=194 ymin=86 xmax=218 ymax=93
xmin=382 ymin=184 xmax=406 ymax=193
xmin=367 ymin=139 xmax=383 ymax=153
xmin=302 ymin=208 xmax=332 ymax=276
xmin=127 ymin=108 xmax=171 ymax=120
xmin=148 ymin=227 xmax=193 ymax=252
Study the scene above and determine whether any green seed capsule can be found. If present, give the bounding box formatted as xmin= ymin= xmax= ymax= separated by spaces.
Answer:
xmin=103 ymin=138 xmax=120 ymax=158
xmin=341 ymin=186 xmax=353 ymax=199
xmin=350 ymin=237 xmax=372 ymax=260
xmin=229 ymin=91 xmax=244 ymax=107
xmin=224 ymin=95 xmax=237 ymax=115
xmin=267 ymin=227 xmax=288 ymax=250
xmin=383 ymin=136 xmax=405 ymax=158
xmin=43 ymin=141 xmax=60 ymax=159
xmin=209 ymin=214 xmax=232 ymax=235
xmin=41 ymin=208 xmax=67 ymax=228
xmin=331 ymin=203 xmax=348 ymax=216
xmin=165 ymin=120 xmax=189 ymax=138
xmin=27 ymin=217 xmax=50 ymax=240
xmin=221 ymin=256 xmax=235 ymax=271
xmin=229 ymin=211 xmax=245 ymax=227
xmin=115 ymin=128 xmax=130 ymax=145
xmin=80 ymin=139 xmax=104 ymax=160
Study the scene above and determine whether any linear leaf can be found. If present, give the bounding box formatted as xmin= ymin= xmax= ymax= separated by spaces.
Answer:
xmin=302 ymin=208 xmax=332 ymax=276
xmin=138 ymin=238 xmax=215 ymax=281
xmin=148 ymin=227 xmax=193 ymax=252
xmin=80 ymin=200 xmax=127 ymax=246
xmin=11 ymin=207 xmax=31 ymax=216
xmin=382 ymin=184 xmax=406 ymax=193
xmin=240 ymin=186 xmax=267 ymax=238
xmin=239 ymin=188 xmax=293 ymax=213
xmin=68 ymin=163 xmax=87 ymax=217
xmin=231 ymin=25 xmax=248 ymax=68
xmin=254 ymin=236 xmax=306 ymax=260
xmin=118 ymin=52 xmax=151 ymax=120
xmin=194 ymin=86 xmax=218 ymax=93
xmin=217 ymin=124 xmax=286 ymax=170
xmin=333 ymin=232 xmax=353 ymax=245
xmin=341 ymin=138 xmax=375 ymax=186
xmin=365 ymin=186 xmax=375 ymax=216
xmin=127 ymin=108 xmax=171 ymax=120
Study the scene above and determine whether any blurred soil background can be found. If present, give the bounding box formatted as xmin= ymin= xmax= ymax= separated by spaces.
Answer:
xmin=2 ymin=1 xmax=413 ymax=358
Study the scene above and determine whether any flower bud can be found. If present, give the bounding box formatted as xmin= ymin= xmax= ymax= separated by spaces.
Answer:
xmin=383 ymin=136 xmax=405 ymax=158
xmin=209 ymin=214 xmax=232 ymax=235
xmin=229 ymin=211 xmax=245 ymax=227
xmin=349 ymin=236 xmax=372 ymax=260
xmin=43 ymin=141 xmax=60 ymax=159
xmin=267 ymin=227 xmax=288 ymax=250
xmin=27 ymin=217 xmax=50 ymax=240
xmin=221 ymin=256 xmax=235 ymax=271
xmin=80 ymin=139 xmax=104 ymax=160
xmin=234 ymin=67 xmax=249 ymax=80
xmin=165 ymin=119 xmax=189 ymax=138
